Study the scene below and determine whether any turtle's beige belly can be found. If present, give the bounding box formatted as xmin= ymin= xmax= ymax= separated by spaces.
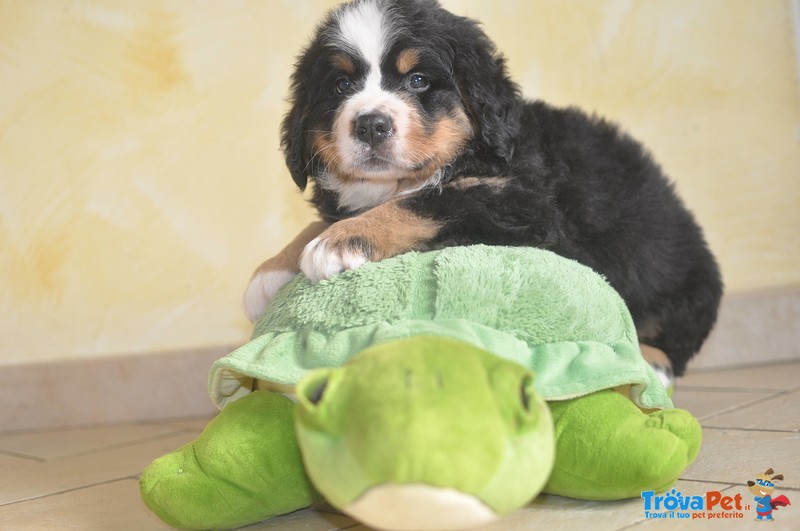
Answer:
xmin=345 ymin=484 xmax=498 ymax=531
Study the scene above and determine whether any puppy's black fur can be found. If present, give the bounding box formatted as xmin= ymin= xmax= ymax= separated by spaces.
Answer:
xmin=281 ymin=0 xmax=723 ymax=375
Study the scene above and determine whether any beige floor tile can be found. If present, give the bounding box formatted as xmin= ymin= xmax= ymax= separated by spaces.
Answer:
xmin=312 ymin=500 xmax=347 ymax=515
xmin=2 ymin=360 xmax=798 ymax=531
xmin=0 ymin=478 xmax=170 ymax=531
xmin=241 ymin=508 xmax=357 ymax=530
xmin=632 ymin=483 xmax=799 ymax=531
xmin=672 ymin=388 xmax=779 ymax=420
xmin=682 ymin=428 xmax=800 ymax=489
xmin=679 ymin=361 xmax=800 ymax=391
xmin=146 ymin=415 xmax=217 ymax=432
xmin=0 ymin=452 xmax=40 ymax=467
xmin=481 ymin=496 xmax=643 ymax=530
xmin=496 ymin=480 xmax=728 ymax=531
xmin=0 ymin=431 xmax=196 ymax=505
xmin=0 ymin=423 xmax=190 ymax=461
xmin=702 ymin=390 xmax=800 ymax=431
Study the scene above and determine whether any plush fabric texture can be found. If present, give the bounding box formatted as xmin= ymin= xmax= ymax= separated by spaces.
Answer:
xmin=140 ymin=245 xmax=701 ymax=531
xmin=545 ymin=388 xmax=701 ymax=500
xmin=210 ymin=245 xmax=671 ymax=410
xmin=293 ymin=336 xmax=555 ymax=515
xmin=139 ymin=391 xmax=319 ymax=530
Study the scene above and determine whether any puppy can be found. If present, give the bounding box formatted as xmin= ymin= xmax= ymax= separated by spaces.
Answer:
xmin=244 ymin=0 xmax=723 ymax=376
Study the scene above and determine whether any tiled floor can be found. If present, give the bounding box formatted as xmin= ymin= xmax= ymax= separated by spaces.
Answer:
xmin=1 ymin=360 xmax=798 ymax=531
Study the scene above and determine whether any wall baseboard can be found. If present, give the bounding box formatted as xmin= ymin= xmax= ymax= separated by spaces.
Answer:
xmin=0 ymin=346 xmax=230 ymax=433
xmin=690 ymin=286 xmax=800 ymax=371
xmin=2 ymin=287 xmax=798 ymax=432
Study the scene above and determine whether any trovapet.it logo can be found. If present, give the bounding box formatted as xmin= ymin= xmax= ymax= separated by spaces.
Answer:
xmin=641 ymin=488 xmax=750 ymax=521
xmin=746 ymin=468 xmax=791 ymax=522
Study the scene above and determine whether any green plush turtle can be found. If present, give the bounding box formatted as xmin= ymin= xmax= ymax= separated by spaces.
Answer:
xmin=140 ymin=246 xmax=701 ymax=530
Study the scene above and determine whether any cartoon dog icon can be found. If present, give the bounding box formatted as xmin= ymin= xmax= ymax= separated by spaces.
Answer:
xmin=747 ymin=468 xmax=791 ymax=521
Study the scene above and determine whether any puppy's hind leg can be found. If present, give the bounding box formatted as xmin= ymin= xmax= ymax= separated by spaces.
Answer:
xmin=639 ymin=257 xmax=723 ymax=377
xmin=640 ymin=345 xmax=674 ymax=394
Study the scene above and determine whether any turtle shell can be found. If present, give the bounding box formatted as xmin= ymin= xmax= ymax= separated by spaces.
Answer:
xmin=210 ymin=245 xmax=671 ymax=410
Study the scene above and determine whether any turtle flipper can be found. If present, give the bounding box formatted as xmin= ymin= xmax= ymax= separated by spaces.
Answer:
xmin=544 ymin=389 xmax=701 ymax=500
xmin=140 ymin=391 xmax=319 ymax=530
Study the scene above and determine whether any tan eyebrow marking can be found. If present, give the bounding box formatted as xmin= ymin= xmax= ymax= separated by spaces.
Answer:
xmin=396 ymin=48 xmax=420 ymax=75
xmin=331 ymin=53 xmax=355 ymax=74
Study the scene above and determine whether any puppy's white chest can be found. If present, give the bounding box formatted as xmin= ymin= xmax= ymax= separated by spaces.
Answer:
xmin=328 ymin=177 xmax=398 ymax=212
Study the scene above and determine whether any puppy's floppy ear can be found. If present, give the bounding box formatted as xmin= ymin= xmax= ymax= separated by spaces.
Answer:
xmin=451 ymin=18 xmax=522 ymax=161
xmin=280 ymin=90 xmax=311 ymax=191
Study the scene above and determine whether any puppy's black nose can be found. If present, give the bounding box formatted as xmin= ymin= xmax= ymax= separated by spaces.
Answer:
xmin=354 ymin=113 xmax=393 ymax=147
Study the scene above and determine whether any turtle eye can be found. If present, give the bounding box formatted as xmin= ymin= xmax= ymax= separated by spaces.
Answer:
xmin=306 ymin=378 xmax=328 ymax=405
xmin=298 ymin=371 xmax=332 ymax=409
xmin=520 ymin=374 xmax=534 ymax=412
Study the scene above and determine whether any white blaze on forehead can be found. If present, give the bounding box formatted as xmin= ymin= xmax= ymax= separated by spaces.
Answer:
xmin=335 ymin=0 xmax=391 ymax=72
xmin=329 ymin=0 xmax=417 ymax=182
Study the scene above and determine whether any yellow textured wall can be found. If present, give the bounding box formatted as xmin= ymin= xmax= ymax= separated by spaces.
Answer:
xmin=1 ymin=0 xmax=798 ymax=365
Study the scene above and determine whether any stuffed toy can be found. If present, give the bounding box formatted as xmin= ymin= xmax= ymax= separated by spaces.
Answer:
xmin=140 ymin=246 xmax=701 ymax=530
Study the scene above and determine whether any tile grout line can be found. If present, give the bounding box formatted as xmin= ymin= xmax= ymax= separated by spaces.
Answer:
xmin=682 ymin=359 xmax=800 ymax=376
xmin=0 ymin=416 xmax=216 ymax=437
xmin=696 ymin=390 xmax=792 ymax=423
xmin=0 ymin=475 xmax=139 ymax=508
xmin=694 ymin=390 xmax=792 ymax=422
xmin=50 ymin=427 xmax=201 ymax=461
xmin=680 ymin=478 xmax=800 ymax=492
xmin=676 ymin=385 xmax=787 ymax=393
xmin=697 ymin=393 xmax=792 ymax=422
xmin=0 ymin=449 xmax=46 ymax=463
xmin=0 ymin=427 xmax=200 ymax=463
xmin=679 ymin=479 xmax=746 ymax=489
xmin=699 ymin=425 xmax=799 ymax=434
xmin=138 ymin=416 xmax=218 ymax=428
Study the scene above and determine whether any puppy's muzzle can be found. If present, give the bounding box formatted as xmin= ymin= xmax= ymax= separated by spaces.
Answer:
xmin=354 ymin=113 xmax=394 ymax=148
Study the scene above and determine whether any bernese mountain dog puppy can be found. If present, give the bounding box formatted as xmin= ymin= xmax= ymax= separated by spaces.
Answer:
xmin=244 ymin=0 xmax=723 ymax=377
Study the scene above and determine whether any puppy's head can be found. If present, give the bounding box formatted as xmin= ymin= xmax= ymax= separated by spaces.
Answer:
xmin=282 ymin=0 xmax=521 ymax=197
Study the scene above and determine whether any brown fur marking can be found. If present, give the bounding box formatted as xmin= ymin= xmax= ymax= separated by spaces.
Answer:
xmin=321 ymin=97 xmax=472 ymax=198
xmin=319 ymin=201 xmax=441 ymax=260
xmin=311 ymin=130 xmax=339 ymax=170
xmin=403 ymin=105 xmax=472 ymax=173
xmin=331 ymin=53 xmax=355 ymax=74
xmin=396 ymin=48 xmax=420 ymax=75
xmin=640 ymin=345 xmax=671 ymax=368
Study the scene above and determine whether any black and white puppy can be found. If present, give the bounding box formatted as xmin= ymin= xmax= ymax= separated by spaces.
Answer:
xmin=244 ymin=0 xmax=723 ymax=376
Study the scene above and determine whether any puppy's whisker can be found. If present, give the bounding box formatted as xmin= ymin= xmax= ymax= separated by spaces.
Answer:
xmin=303 ymin=141 xmax=341 ymax=175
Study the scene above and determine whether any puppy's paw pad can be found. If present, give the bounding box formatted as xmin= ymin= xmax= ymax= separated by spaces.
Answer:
xmin=242 ymin=269 xmax=297 ymax=323
xmin=300 ymin=237 xmax=369 ymax=283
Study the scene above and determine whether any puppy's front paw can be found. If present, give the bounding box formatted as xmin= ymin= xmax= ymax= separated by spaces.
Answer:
xmin=242 ymin=268 xmax=298 ymax=323
xmin=300 ymin=234 xmax=371 ymax=283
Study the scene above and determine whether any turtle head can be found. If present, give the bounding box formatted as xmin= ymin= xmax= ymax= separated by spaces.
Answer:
xmin=295 ymin=336 xmax=554 ymax=530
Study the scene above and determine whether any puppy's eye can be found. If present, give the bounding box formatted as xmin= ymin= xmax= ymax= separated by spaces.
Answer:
xmin=408 ymin=73 xmax=430 ymax=92
xmin=335 ymin=77 xmax=352 ymax=94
